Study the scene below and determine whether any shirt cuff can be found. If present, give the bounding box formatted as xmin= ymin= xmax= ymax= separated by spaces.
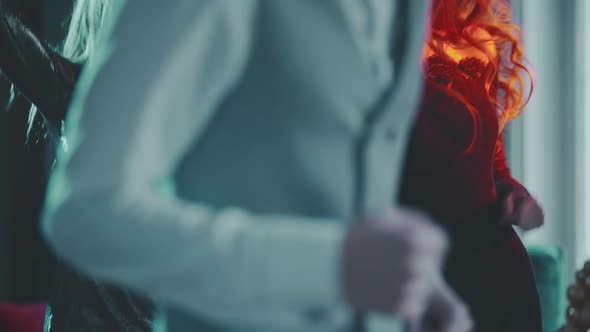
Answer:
xmin=250 ymin=218 xmax=347 ymax=308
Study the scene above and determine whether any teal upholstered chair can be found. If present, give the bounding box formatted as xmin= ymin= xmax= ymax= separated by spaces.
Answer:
xmin=527 ymin=245 xmax=567 ymax=332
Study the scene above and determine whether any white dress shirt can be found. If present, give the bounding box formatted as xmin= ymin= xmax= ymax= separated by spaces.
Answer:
xmin=42 ymin=1 xmax=428 ymax=331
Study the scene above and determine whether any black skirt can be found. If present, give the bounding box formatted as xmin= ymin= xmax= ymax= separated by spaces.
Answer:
xmin=443 ymin=204 xmax=543 ymax=332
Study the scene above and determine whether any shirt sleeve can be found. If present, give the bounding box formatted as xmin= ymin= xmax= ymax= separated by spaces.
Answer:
xmin=41 ymin=0 xmax=347 ymax=323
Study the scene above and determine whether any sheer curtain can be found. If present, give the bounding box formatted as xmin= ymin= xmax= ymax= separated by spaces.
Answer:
xmin=509 ymin=0 xmax=582 ymax=279
xmin=574 ymin=0 xmax=590 ymax=272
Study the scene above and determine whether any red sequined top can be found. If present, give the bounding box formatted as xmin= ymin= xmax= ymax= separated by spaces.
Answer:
xmin=399 ymin=55 xmax=525 ymax=223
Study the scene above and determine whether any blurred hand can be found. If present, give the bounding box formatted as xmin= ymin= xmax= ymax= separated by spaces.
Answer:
xmin=412 ymin=276 xmax=473 ymax=332
xmin=499 ymin=190 xmax=544 ymax=231
xmin=342 ymin=207 xmax=472 ymax=331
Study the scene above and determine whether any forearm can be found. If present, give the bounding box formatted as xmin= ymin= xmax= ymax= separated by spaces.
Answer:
xmin=494 ymin=134 xmax=530 ymax=198
xmin=494 ymin=172 xmax=529 ymax=198
xmin=43 ymin=183 xmax=346 ymax=321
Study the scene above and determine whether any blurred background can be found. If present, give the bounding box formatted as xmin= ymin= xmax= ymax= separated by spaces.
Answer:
xmin=0 ymin=0 xmax=588 ymax=330
xmin=508 ymin=0 xmax=585 ymax=282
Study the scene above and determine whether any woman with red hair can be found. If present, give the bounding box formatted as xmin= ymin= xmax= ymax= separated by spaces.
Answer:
xmin=399 ymin=0 xmax=543 ymax=330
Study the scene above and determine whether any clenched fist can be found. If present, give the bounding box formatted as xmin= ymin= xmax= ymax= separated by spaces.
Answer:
xmin=342 ymin=208 xmax=473 ymax=331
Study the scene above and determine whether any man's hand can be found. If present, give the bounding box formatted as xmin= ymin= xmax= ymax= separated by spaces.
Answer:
xmin=414 ymin=276 xmax=473 ymax=332
xmin=342 ymin=208 xmax=472 ymax=331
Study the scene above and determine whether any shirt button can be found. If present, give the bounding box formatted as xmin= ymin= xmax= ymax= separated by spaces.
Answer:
xmin=384 ymin=127 xmax=398 ymax=140
xmin=304 ymin=308 xmax=330 ymax=324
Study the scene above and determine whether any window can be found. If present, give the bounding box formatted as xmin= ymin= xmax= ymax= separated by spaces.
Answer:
xmin=510 ymin=0 xmax=582 ymax=278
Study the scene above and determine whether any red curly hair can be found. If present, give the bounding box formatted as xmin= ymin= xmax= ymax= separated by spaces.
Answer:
xmin=425 ymin=0 xmax=533 ymax=140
